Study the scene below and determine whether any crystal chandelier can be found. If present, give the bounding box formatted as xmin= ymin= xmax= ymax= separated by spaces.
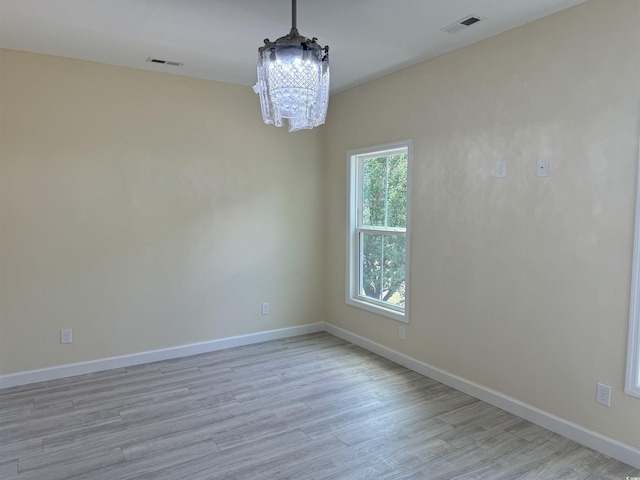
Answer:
xmin=253 ymin=0 xmax=329 ymax=132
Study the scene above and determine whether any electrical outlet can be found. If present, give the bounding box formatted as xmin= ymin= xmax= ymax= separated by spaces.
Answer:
xmin=596 ymin=383 xmax=611 ymax=407
xmin=60 ymin=328 xmax=72 ymax=344
xmin=261 ymin=303 xmax=270 ymax=315
xmin=399 ymin=326 xmax=406 ymax=340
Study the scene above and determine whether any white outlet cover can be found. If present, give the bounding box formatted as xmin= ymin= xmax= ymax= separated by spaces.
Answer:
xmin=496 ymin=160 xmax=507 ymax=178
xmin=60 ymin=328 xmax=72 ymax=344
xmin=596 ymin=382 xmax=611 ymax=407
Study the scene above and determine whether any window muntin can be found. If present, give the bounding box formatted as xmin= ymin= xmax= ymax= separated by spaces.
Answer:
xmin=347 ymin=141 xmax=411 ymax=322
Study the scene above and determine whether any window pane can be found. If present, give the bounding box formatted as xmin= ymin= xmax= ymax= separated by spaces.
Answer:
xmin=362 ymin=157 xmax=387 ymax=227
xmin=360 ymin=232 xmax=382 ymax=299
xmin=383 ymin=234 xmax=406 ymax=307
xmin=387 ymin=154 xmax=407 ymax=228
xmin=359 ymin=232 xmax=406 ymax=307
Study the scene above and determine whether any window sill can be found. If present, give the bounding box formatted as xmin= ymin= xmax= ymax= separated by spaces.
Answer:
xmin=346 ymin=297 xmax=409 ymax=324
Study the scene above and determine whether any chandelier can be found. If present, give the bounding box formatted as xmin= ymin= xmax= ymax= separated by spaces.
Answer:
xmin=253 ymin=0 xmax=329 ymax=132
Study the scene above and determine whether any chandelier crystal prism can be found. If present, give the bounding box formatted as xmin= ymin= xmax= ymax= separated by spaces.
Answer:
xmin=253 ymin=0 xmax=329 ymax=132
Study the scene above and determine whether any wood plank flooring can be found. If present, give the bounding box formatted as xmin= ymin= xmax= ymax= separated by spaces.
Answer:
xmin=0 ymin=332 xmax=638 ymax=479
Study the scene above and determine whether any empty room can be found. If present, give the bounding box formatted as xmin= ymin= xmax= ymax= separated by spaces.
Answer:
xmin=1 ymin=0 xmax=639 ymax=478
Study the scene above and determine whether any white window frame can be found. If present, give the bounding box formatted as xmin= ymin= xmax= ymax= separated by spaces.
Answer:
xmin=346 ymin=140 xmax=412 ymax=323
xmin=626 ymin=138 xmax=640 ymax=399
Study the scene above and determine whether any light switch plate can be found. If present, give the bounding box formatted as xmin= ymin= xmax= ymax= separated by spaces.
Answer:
xmin=496 ymin=160 xmax=507 ymax=178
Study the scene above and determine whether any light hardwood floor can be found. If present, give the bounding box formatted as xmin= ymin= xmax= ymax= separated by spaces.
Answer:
xmin=0 ymin=332 xmax=638 ymax=479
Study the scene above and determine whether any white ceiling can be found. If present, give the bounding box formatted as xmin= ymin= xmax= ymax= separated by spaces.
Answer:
xmin=0 ymin=0 xmax=587 ymax=94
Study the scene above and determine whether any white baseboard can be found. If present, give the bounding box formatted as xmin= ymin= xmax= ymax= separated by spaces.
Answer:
xmin=0 ymin=323 xmax=324 ymax=390
xmin=1 ymin=321 xmax=638 ymax=469
xmin=324 ymin=323 xmax=640 ymax=470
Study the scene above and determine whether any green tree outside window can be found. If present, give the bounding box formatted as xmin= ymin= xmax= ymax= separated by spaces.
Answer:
xmin=359 ymin=153 xmax=407 ymax=307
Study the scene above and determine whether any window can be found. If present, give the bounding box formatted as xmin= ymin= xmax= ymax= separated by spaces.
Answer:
xmin=347 ymin=141 xmax=412 ymax=322
xmin=626 ymin=139 xmax=640 ymax=399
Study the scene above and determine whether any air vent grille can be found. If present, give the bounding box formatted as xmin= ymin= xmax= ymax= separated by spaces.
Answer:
xmin=146 ymin=57 xmax=183 ymax=67
xmin=440 ymin=15 xmax=485 ymax=34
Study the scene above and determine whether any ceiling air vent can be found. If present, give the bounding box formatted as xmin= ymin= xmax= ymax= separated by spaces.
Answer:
xmin=440 ymin=15 xmax=485 ymax=34
xmin=146 ymin=57 xmax=183 ymax=67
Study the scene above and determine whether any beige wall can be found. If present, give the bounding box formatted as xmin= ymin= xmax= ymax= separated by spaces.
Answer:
xmin=325 ymin=0 xmax=640 ymax=449
xmin=0 ymin=49 xmax=325 ymax=374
